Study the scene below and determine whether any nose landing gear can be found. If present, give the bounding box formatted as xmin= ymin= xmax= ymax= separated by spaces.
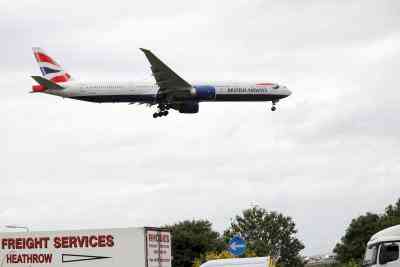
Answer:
xmin=271 ymin=100 xmax=278 ymax=111
xmin=153 ymin=104 xmax=170 ymax=118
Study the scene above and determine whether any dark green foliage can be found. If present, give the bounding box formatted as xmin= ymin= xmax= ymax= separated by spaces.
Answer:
xmin=381 ymin=199 xmax=400 ymax=228
xmin=165 ymin=220 xmax=225 ymax=267
xmin=333 ymin=213 xmax=381 ymax=263
xmin=224 ymin=206 xmax=305 ymax=267
xmin=334 ymin=198 xmax=400 ymax=263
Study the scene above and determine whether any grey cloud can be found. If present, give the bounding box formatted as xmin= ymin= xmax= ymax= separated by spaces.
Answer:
xmin=1 ymin=0 xmax=400 ymax=257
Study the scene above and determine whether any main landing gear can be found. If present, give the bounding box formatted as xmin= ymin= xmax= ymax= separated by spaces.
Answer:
xmin=153 ymin=110 xmax=168 ymax=118
xmin=153 ymin=104 xmax=170 ymax=118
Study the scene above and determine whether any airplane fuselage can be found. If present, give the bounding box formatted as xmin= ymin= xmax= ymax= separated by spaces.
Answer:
xmin=41 ymin=81 xmax=291 ymax=104
xmin=31 ymin=47 xmax=292 ymax=117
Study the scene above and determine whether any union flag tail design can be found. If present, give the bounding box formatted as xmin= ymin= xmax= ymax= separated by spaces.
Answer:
xmin=32 ymin=47 xmax=72 ymax=83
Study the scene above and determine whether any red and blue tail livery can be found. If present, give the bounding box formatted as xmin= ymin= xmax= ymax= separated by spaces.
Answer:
xmin=32 ymin=47 xmax=72 ymax=83
xmin=31 ymin=47 xmax=292 ymax=118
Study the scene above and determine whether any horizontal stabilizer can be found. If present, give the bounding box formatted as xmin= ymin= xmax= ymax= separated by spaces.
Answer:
xmin=31 ymin=76 xmax=65 ymax=90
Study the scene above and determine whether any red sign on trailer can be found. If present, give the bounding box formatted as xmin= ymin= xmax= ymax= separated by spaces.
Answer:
xmin=0 ymin=227 xmax=171 ymax=267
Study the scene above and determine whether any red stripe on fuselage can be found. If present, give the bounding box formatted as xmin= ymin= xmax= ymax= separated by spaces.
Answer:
xmin=256 ymin=83 xmax=274 ymax=86
xmin=35 ymin=52 xmax=60 ymax=66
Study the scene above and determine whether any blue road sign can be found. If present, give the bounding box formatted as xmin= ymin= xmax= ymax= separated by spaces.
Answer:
xmin=228 ymin=236 xmax=246 ymax=256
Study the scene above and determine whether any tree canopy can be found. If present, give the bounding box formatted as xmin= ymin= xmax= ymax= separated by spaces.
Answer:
xmin=223 ymin=206 xmax=305 ymax=267
xmin=334 ymin=198 xmax=400 ymax=263
xmin=165 ymin=220 xmax=224 ymax=267
xmin=333 ymin=212 xmax=381 ymax=263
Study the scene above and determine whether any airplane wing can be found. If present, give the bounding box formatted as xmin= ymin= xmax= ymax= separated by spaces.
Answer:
xmin=140 ymin=48 xmax=192 ymax=98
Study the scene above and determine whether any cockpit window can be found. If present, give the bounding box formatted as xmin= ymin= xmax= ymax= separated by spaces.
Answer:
xmin=272 ymin=85 xmax=279 ymax=89
xmin=363 ymin=245 xmax=378 ymax=266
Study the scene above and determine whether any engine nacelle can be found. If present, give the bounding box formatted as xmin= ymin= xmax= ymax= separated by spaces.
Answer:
xmin=179 ymin=101 xmax=199 ymax=113
xmin=192 ymin=85 xmax=216 ymax=100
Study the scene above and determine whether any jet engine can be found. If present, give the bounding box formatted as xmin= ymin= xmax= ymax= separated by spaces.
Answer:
xmin=191 ymin=85 xmax=216 ymax=100
xmin=178 ymin=101 xmax=199 ymax=113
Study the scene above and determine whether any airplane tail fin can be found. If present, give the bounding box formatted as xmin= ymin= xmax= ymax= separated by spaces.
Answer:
xmin=32 ymin=47 xmax=72 ymax=83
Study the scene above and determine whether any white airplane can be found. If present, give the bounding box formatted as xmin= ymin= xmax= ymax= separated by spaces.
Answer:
xmin=31 ymin=48 xmax=292 ymax=118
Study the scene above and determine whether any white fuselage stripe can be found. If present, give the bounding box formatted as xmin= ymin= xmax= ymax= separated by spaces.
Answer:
xmin=43 ymin=81 xmax=291 ymax=102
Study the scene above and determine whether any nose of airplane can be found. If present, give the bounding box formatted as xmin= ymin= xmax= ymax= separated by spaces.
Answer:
xmin=283 ymin=86 xmax=292 ymax=97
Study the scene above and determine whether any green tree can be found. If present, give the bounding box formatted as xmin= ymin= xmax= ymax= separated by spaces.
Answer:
xmin=223 ymin=206 xmax=305 ymax=267
xmin=334 ymin=198 xmax=400 ymax=264
xmin=165 ymin=220 xmax=224 ymax=267
xmin=384 ymin=199 xmax=400 ymax=217
xmin=381 ymin=198 xmax=400 ymax=228
xmin=333 ymin=213 xmax=381 ymax=263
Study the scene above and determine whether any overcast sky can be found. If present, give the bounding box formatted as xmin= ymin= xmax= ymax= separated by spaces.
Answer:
xmin=1 ymin=0 xmax=400 ymax=256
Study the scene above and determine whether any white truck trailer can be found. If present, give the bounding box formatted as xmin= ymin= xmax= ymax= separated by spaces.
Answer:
xmin=363 ymin=224 xmax=400 ymax=267
xmin=0 ymin=227 xmax=171 ymax=267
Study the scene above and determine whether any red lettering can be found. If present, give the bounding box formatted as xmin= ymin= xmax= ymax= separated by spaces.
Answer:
xmin=77 ymin=236 xmax=88 ymax=248
xmin=69 ymin=236 xmax=78 ymax=248
xmin=42 ymin=237 xmax=50 ymax=248
xmin=98 ymin=235 xmax=106 ymax=247
xmin=15 ymin=238 xmax=23 ymax=249
xmin=44 ymin=254 xmax=52 ymax=263
xmin=2 ymin=239 xmax=7 ymax=249
xmin=17 ymin=254 xmax=23 ymax=263
xmin=52 ymin=235 xmax=114 ymax=248
xmin=6 ymin=254 xmax=12 ymax=263
xmin=8 ymin=239 xmax=15 ymax=249
xmin=1 ymin=237 xmax=50 ymax=250
xmin=25 ymin=238 xmax=33 ymax=249
xmin=89 ymin=236 xmax=98 ymax=247
xmin=106 ymin=235 xmax=114 ymax=247
xmin=27 ymin=254 xmax=33 ymax=263
xmin=53 ymin=237 xmax=61 ymax=248
xmin=6 ymin=254 xmax=53 ymax=264
xmin=61 ymin=237 xmax=69 ymax=248
xmin=163 ymin=234 xmax=170 ymax=242
xmin=34 ymin=238 xmax=41 ymax=248
xmin=44 ymin=254 xmax=53 ymax=263
xmin=148 ymin=232 xmax=170 ymax=243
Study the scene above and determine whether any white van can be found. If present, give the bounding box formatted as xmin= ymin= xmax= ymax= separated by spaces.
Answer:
xmin=200 ymin=257 xmax=274 ymax=267
xmin=363 ymin=225 xmax=400 ymax=266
